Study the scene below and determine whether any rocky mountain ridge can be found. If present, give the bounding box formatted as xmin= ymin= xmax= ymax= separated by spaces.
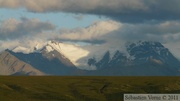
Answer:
xmin=0 ymin=41 xmax=180 ymax=76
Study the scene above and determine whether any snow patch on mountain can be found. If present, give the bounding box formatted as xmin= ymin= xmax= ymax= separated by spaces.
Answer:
xmin=44 ymin=41 xmax=90 ymax=67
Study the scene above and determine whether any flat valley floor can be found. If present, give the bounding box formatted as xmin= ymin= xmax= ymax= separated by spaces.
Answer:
xmin=0 ymin=76 xmax=180 ymax=101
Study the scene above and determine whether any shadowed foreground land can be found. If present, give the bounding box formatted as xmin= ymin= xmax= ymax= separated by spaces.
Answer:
xmin=0 ymin=76 xmax=180 ymax=101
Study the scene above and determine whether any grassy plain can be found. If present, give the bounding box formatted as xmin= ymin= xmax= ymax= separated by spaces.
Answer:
xmin=0 ymin=76 xmax=180 ymax=101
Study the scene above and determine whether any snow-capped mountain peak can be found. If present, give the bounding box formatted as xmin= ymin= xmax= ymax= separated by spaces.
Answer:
xmin=2 ymin=40 xmax=180 ymax=75
xmin=44 ymin=41 xmax=62 ymax=53
xmin=43 ymin=41 xmax=90 ymax=67
xmin=125 ymin=41 xmax=168 ymax=57
xmin=87 ymin=41 xmax=180 ymax=70
xmin=10 ymin=40 xmax=180 ymax=71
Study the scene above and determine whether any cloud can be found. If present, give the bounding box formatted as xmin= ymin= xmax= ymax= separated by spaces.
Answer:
xmin=0 ymin=40 xmax=20 ymax=52
xmin=0 ymin=0 xmax=147 ymax=12
xmin=112 ymin=21 xmax=180 ymax=43
xmin=0 ymin=37 xmax=47 ymax=53
xmin=55 ymin=20 xmax=121 ymax=43
xmin=1 ymin=18 xmax=180 ymax=48
xmin=0 ymin=17 xmax=180 ymax=59
xmin=0 ymin=0 xmax=180 ymax=22
xmin=41 ymin=19 xmax=180 ymax=45
xmin=0 ymin=17 xmax=55 ymax=40
xmin=58 ymin=20 xmax=180 ymax=44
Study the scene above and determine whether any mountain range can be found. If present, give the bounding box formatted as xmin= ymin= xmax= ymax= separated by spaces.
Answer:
xmin=0 ymin=41 xmax=180 ymax=76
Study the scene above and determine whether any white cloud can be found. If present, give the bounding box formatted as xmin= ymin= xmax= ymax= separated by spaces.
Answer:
xmin=0 ymin=40 xmax=19 ymax=52
xmin=0 ymin=17 xmax=55 ymax=40
xmin=55 ymin=20 xmax=180 ymax=46
xmin=57 ymin=20 xmax=121 ymax=42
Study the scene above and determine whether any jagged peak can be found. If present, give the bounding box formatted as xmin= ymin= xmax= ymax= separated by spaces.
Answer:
xmin=126 ymin=41 xmax=164 ymax=47
xmin=42 ymin=40 xmax=90 ymax=67
xmin=125 ymin=41 xmax=166 ymax=53
xmin=47 ymin=40 xmax=63 ymax=45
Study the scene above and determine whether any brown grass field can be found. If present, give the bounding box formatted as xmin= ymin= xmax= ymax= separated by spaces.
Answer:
xmin=0 ymin=76 xmax=180 ymax=101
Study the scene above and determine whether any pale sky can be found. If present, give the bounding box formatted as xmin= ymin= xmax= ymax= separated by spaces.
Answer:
xmin=0 ymin=8 xmax=104 ymax=29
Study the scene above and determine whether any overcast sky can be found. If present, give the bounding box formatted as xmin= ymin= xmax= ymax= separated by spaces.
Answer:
xmin=0 ymin=0 xmax=180 ymax=59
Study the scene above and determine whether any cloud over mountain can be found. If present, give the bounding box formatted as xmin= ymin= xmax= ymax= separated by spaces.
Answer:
xmin=108 ymin=21 xmax=180 ymax=43
xmin=1 ymin=18 xmax=180 ymax=56
xmin=57 ymin=20 xmax=121 ymax=43
xmin=1 ymin=0 xmax=180 ymax=22
xmin=0 ymin=17 xmax=55 ymax=40
xmin=56 ymin=20 xmax=180 ymax=44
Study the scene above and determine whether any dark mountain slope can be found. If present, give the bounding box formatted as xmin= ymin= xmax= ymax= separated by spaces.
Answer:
xmin=0 ymin=50 xmax=44 ymax=75
xmin=7 ymin=50 xmax=79 ymax=75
